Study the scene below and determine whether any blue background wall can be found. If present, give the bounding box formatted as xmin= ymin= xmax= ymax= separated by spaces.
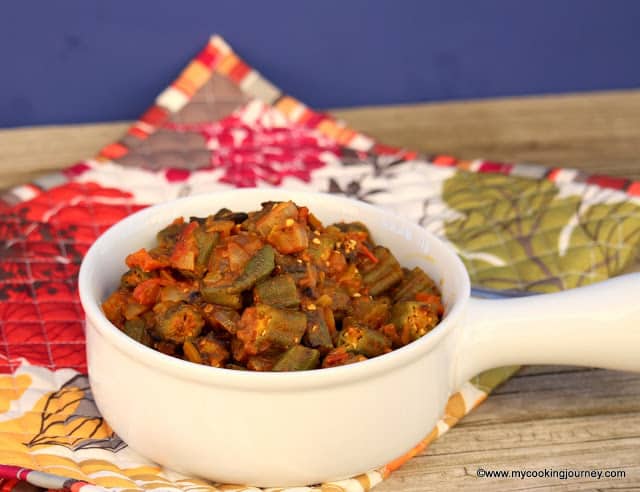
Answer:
xmin=1 ymin=0 xmax=639 ymax=127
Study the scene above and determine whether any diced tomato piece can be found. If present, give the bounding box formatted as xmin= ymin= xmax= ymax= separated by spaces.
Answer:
xmin=126 ymin=248 xmax=168 ymax=271
xmin=102 ymin=290 xmax=129 ymax=327
xmin=226 ymin=241 xmax=251 ymax=273
xmin=415 ymin=292 xmax=444 ymax=316
xmin=132 ymin=278 xmax=164 ymax=305
xmin=297 ymin=206 xmax=309 ymax=224
xmin=267 ymin=222 xmax=309 ymax=254
xmin=170 ymin=221 xmax=199 ymax=271
xmin=327 ymin=250 xmax=347 ymax=274
xmin=206 ymin=220 xmax=235 ymax=236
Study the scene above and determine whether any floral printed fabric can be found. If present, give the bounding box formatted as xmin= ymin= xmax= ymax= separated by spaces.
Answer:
xmin=0 ymin=35 xmax=638 ymax=492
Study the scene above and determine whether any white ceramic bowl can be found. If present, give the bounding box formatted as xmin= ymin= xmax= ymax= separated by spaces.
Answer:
xmin=79 ymin=189 xmax=640 ymax=487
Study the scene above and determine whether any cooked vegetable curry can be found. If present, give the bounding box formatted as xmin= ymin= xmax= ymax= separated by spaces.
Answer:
xmin=102 ymin=201 xmax=443 ymax=371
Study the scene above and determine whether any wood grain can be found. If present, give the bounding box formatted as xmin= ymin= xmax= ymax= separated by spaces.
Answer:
xmin=0 ymin=90 xmax=639 ymax=190
xmin=0 ymin=122 xmax=128 ymax=189
xmin=0 ymin=90 xmax=638 ymax=490
xmin=378 ymin=368 xmax=640 ymax=491
xmin=332 ymin=90 xmax=640 ymax=180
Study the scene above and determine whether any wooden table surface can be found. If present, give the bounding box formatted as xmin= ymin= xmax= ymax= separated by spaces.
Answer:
xmin=1 ymin=90 xmax=639 ymax=491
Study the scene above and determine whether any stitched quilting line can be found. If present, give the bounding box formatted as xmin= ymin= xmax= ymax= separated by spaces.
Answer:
xmin=0 ymin=190 xmax=98 ymax=373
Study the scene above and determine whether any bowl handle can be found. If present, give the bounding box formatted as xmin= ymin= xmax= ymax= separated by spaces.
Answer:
xmin=453 ymin=273 xmax=640 ymax=389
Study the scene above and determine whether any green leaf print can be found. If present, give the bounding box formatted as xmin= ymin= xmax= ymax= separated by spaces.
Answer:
xmin=471 ymin=365 xmax=520 ymax=393
xmin=577 ymin=201 xmax=640 ymax=283
xmin=443 ymin=171 xmax=640 ymax=394
xmin=442 ymin=171 xmax=640 ymax=293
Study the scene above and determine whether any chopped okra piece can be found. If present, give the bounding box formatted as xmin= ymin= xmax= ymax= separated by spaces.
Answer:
xmin=348 ymin=297 xmax=391 ymax=329
xmin=201 ymin=244 xmax=275 ymax=304
xmin=213 ymin=208 xmax=249 ymax=224
xmin=348 ymin=296 xmax=391 ymax=329
xmin=156 ymin=220 xmax=185 ymax=249
xmin=273 ymin=345 xmax=320 ymax=371
xmin=336 ymin=263 xmax=363 ymax=294
xmin=247 ymin=352 xmax=280 ymax=372
xmin=237 ymin=304 xmax=307 ymax=354
xmin=155 ymin=303 xmax=204 ymax=344
xmin=321 ymin=306 xmax=337 ymax=340
xmin=304 ymin=310 xmax=334 ymax=352
xmin=229 ymin=244 xmax=275 ymax=292
xmin=194 ymin=228 xmax=219 ymax=273
xmin=369 ymin=269 xmax=403 ymax=296
xmin=390 ymin=301 xmax=440 ymax=345
xmin=154 ymin=340 xmax=178 ymax=355
xmin=105 ymin=200 xmax=444 ymax=371
xmin=123 ymin=318 xmax=152 ymax=346
xmin=393 ymin=267 xmax=438 ymax=302
xmin=199 ymin=285 xmax=242 ymax=309
xmin=321 ymin=346 xmax=368 ymax=368
xmin=204 ymin=307 xmax=240 ymax=335
xmin=120 ymin=268 xmax=154 ymax=289
xmin=337 ymin=321 xmax=392 ymax=357
xmin=183 ymin=339 xmax=203 ymax=364
xmin=205 ymin=219 xmax=235 ymax=236
xmin=254 ymin=274 xmax=300 ymax=308
xmin=159 ymin=284 xmax=192 ymax=304
xmin=307 ymin=234 xmax=336 ymax=263
xmin=332 ymin=221 xmax=371 ymax=236
xmin=196 ymin=334 xmax=230 ymax=368
xmin=318 ymin=281 xmax=351 ymax=315
xmin=274 ymin=252 xmax=308 ymax=279
xmin=231 ymin=337 xmax=249 ymax=364
xmin=247 ymin=352 xmax=281 ymax=371
xmin=361 ymin=246 xmax=403 ymax=295
xmin=184 ymin=334 xmax=229 ymax=367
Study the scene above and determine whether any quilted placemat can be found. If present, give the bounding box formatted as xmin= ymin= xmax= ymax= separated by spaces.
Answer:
xmin=0 ymin=36 xmax=639 ymax=492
